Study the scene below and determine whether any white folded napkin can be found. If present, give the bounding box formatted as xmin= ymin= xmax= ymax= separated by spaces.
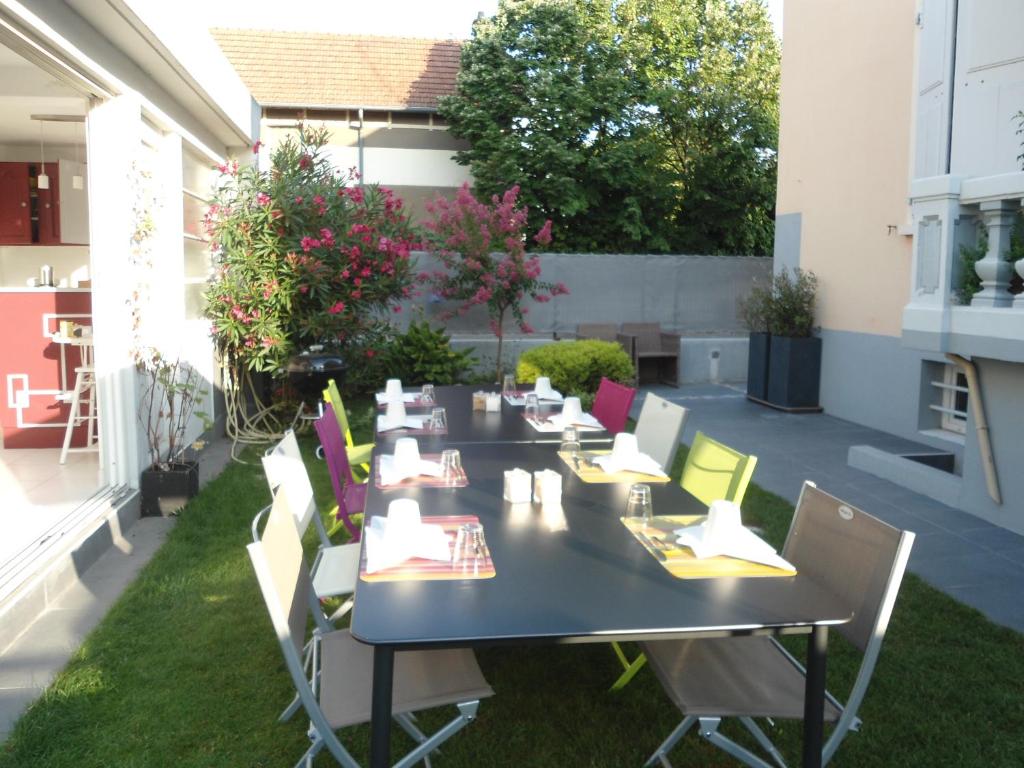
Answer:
xmin=375 ymin=391 xmax=420 ymax=405
xmin=376 ymin=414 xmax=428 ymax=432
xmin=592 ymin=452 xmax=669 ymax=478
xmin=532 ymin=376 xmax=564 ymax=402
xmin=378 ymin=454 xmax=443 ymax=486
xmin=673 ymin=501 xmax=795 ymax=571
xmin=364 ymin=515 xmax=452 ymax=573
xmin=546 ymin=411 xmax=604 ymax=430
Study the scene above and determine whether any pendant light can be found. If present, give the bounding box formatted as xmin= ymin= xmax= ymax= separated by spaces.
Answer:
xmin=37 ymin=120 xmax=49 ymax=190
xmin=72 ymin=120 xmax=84 ymax=190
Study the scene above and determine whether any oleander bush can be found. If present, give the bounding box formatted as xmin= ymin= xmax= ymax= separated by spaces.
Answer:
xmin=517 ymin=339 xmax=634 ymax=405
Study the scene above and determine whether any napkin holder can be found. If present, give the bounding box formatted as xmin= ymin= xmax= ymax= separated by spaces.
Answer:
xmin=533 ymin=469 xmax=562 ymax=506
xmin=504 ymin=468 xmax=533 ymax=503
xmin=485 ymin=392 xmax=502 ymax=412
xmin=472 ymin=391 xmax=488 ymax=411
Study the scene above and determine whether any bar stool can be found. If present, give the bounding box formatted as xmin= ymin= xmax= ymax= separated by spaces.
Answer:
xmin=59 ymin=340 xmax=99 ymax=465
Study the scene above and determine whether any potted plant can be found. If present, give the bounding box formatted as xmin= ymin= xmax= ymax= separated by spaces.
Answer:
xmin=766 ymin=268 xmax=820 ymax=409
xmin=137 ymin=350 xmax=211 ymax=516
xmin=739 ymin=279 xmax=772 ymax=400
xmin=740 ymin=268 xmax=820 ymax=410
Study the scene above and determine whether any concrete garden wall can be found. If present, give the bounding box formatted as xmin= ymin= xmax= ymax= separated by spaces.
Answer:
xmin=397 ymin=252 xmax=772 ymax=382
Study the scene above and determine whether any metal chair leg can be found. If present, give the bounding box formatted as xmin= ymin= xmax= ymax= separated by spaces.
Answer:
xmin=609 ymin=642 xmax=647 ymax=691
xmin=644 ymin=715 xmax=696 ymax=768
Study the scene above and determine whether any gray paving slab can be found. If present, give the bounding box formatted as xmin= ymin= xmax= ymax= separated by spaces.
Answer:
xmin=0 ymin=433 xmax=233 ymax=742
xmin=634 ymin=384 xmax=1024 ymax=633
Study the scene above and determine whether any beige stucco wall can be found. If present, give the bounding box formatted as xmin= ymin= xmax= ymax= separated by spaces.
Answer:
xmin=776 ymin=0 xmax=917 ymax=338
xmin=259 ymin=120 xmax=470 ymax=223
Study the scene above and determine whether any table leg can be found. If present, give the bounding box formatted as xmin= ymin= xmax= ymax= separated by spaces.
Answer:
xmin=369 ymin=646 xmax=395 ymax=768
xmin=802 ymin=625 xmax=828 ymax=768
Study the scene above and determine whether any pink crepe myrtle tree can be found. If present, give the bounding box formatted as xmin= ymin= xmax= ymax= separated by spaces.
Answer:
xmin=422 ymin=183 xmax=568 ymax=380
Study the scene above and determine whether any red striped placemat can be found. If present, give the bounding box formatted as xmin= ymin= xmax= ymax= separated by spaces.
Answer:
xmin=374 ymin=454 xmax=469 ymax=489
xmin=376 ymin=396 xmax=430 ymax=410
xmin=375 ymin=415 xmax=448 ymax=437
xmin=359 ymin=515 xmax=496 ymax=582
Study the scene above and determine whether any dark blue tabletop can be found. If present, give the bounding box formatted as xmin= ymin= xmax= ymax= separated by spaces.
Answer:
xmin=373 ymin=384 xmax=613 ymax=446
xmin=350 ymin=442 xmax=850 ymax=648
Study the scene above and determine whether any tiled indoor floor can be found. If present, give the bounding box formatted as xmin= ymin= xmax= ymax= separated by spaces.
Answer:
xmin=0 ymin=448 xmax=103 ymax=575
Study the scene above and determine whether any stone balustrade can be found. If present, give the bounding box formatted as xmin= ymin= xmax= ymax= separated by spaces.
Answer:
xmin=903 ymin=172 xmax=1024 ymax=363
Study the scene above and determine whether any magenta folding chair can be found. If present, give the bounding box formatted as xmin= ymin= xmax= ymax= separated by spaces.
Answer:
xmin=591 ymin=377 xmax=637 ymax=434
xmin=314 ymin=404 xmax=368 ymax=542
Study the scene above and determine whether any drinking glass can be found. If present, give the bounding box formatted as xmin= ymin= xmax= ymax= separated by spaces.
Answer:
xmin=524 ymin=392 xmax=540 ymax=421
xmin=451 ymin=522 xmax=487 ymax=571
xmin=626 ymin=483 xmax=654 ymax=525
xmin=440 ymin=448 xmax=462 ymax=485
xmin=560 ymin=426 xmax=581 ymax=459
xmin=430 ymin=407 xmax=447 ymax=432
xmin=502 ymin=373 xmax=516 ymax=396
xmin=420 ymin=383 xmax=435 ymax=405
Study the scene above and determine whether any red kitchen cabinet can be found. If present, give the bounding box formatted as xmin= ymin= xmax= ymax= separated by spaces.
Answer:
xmin=32 ymin=162 xmax=61 ymax=245
xmin=0 ymin=162 xmax=31 ymax=244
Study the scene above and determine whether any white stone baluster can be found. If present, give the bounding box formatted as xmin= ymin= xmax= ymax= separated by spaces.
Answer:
xmin=971 ymin=200 xmax=1016 ymax=308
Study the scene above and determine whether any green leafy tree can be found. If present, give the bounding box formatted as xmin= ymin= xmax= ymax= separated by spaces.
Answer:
xmin=440 ymin=0 xmax=780 ymax=255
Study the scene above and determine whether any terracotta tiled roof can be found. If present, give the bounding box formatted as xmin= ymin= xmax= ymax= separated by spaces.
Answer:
xmin=210 ymin=29 xmax=462 ymax=110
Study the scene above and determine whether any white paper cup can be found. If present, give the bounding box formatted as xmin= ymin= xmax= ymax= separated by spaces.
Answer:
xmin=393 ymin=437 xmax=420 ymax=475
xmin=534 ymin=376 xmax=552 ymax=397
xmin=385 ymin=400 xmax=407 ymax=423
xmin=387 ymin=498 xmax=421 ymax=527
xmin=562 ymin=397 xmax=583 ymax=424
xmin=706 ymin=500 xmax=742 ymax=542
xmin=385 ymin=378 xmax=403 ymax=400
xmin=611 ymin=432 xmax=639 ymax=460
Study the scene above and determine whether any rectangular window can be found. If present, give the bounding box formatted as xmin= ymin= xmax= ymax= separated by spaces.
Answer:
xmin=182 ymin=150 xmax=213 ymax=321
xmin=929 ymin=365 xmax=969 ymax=435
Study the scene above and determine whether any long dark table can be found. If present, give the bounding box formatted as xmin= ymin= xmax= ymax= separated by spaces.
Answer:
xmin=374 ymin=384 xmax=613 ymax=445
xmin=350 ymin=441 xmax=850 ymax=768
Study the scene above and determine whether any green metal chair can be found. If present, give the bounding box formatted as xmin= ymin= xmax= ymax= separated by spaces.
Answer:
xmin=323 ymin=378 xmax=373 ymax=475
xmin=610 ymin=431 xmax=758 ymax=691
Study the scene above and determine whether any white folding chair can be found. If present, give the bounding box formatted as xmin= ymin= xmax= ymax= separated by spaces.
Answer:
xmin=640 ymin=482 xmax=915 ymax=768
xmin=633 ymin=393 xmax=689 ymax=471
xmin=260 ymin=431 xmax=360 ymax=608
xmin=248 ymin=491 xmax=493 ymax=768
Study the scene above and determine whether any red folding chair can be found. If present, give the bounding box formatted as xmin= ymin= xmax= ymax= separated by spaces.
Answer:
xmin=591 ymin=377 xmax=637 ymax=434
xmin=314 ymin=404 xmax=368 ymax=542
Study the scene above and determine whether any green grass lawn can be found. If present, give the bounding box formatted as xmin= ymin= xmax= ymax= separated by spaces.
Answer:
xmin=2 ymin=422 xmax=1023 ymax=767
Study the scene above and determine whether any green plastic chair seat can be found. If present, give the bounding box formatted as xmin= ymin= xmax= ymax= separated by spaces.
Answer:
xmin=610 ymin=431 xmax=757 ymax=692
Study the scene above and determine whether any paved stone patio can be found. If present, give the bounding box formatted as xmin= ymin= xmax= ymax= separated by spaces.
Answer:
xmin=636 ymin=383 xmax=1024 ymax=633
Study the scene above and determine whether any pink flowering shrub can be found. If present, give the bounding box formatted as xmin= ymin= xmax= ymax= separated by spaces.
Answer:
xmin=204 ymin=125 xmax=418 ymax=376
xmin=423 ymin=183 xmax=567 ymax=378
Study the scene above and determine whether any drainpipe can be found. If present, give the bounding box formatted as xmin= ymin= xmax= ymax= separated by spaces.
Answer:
xmin=944 ymin=0 xmax=959 ymax=174
xmin=357 ymin=107 xmax=364 ymax=186
xmin=946 ymin=353 xmax=1001 ymax=505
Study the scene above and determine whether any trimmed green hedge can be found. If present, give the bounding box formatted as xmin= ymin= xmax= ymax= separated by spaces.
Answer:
xmin=516 ymin=340 xmax=634 ymax=406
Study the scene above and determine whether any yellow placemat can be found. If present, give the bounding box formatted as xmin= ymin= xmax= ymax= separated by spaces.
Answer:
xmin=621 ymin=515 xmax=797 ymax=580
xmin=558 ymin=451 xmax=671 ymax=484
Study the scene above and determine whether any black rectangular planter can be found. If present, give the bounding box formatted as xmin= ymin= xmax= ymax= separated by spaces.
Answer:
xmin=766 ymin=336 xmax=822 ymax=409
xmin=140 ymin=460 xmax=199 ymax=517
xmin=746 ymin=332 xmax=771 ymax=400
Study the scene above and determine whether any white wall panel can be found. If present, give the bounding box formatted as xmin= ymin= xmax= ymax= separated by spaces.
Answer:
xmin=950 ymin=0 xmax=1024 ymax=176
